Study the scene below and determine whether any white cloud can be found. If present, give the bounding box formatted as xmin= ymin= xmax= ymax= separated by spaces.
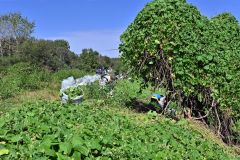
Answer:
xmin=45 ymin=29 xmax=124 ymax=57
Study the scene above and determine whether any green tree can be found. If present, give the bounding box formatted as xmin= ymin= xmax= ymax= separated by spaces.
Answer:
xmin=77 ymin=48 xmax=100 ymax=72
xmin=54 ymin=39 xmax=70 ymax=49
xmin=119 ymin=0 xmax=240 ymax=144
xmin=99 ymin=55 xmax=112 ymax=68
xmin=20 ymin=39 xmax=77 ymax=71
xmin=0 ymin=12 xmax=35 ymax=56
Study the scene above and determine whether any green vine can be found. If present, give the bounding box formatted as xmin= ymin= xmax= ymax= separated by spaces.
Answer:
xmin=119 ymin=0 xmax=240 ymax=144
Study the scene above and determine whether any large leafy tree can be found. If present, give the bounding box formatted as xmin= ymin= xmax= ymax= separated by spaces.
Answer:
xmin=119 ymin=0 xmax=240 ymax=144
xmin=77 ymin=49 xmax=100 ymax=72
xmin=0 ymin=13 xmax=35 ymax=56
xmin=20 ymin=39 xmax=77 ymax=71
xmin=76 ymin=48 xmax=121 ymax=72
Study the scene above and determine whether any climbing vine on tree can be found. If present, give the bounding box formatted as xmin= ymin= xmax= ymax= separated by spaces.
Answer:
xmin=119 ymin=0 xmax=240 ymax=144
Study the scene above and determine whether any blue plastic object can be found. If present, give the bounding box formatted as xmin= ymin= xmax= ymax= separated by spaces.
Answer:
xmin=151 ymin=93 xmax=162 ymax=100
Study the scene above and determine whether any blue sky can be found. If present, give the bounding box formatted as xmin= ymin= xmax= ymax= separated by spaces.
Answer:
xmin=0 ymin=0 xmax=239 ymax=57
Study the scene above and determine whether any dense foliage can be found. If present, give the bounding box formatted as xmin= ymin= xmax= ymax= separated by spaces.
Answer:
xmin=0 ymin=63 xmax=88 ymax=101
xmin=64 ymin=86 xmax=83 ymax=100
xmin=0 ymin=101 xmax=238 ymax=159
xmin=0 ymin=13 xmax=35 ymax=56
xmin=0 ymin=13 xmax=121 ymax=73
xmin=1 ymin=5 xmax=239 ymax=159
xmin=0 ymin=63 xmax=51 ymax=100
xmin=119 ymin=0 xmax=240 ymax=143
xmin=76 ymin=48 xmax=122 ymax=72
xmin=20 ymin=39 xmax=77 ymax=71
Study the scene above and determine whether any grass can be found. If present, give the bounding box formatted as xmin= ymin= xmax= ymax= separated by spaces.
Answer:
xmin=188 ymin=119 xmax=240 ymax=156
xmin=0 ymin=82 xmax=59 ymax=113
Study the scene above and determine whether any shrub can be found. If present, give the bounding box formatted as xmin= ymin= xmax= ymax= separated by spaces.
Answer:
xmin=119 ymin=0 xmax=240 ymax=143
xmin=52 ymin=69 xmax=88 ymax=82
xmin=0 ymin=63 xmax=51 ymax=100
xmin=112 ymin=79 xmax=151 ymax=105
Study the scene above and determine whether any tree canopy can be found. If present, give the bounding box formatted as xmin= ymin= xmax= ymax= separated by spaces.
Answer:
xmin=119 ymin=0 xmax=240 ymax=144
xmin=0 ymin=13 xmax=35 ymax=56
xmin=20 ymin=39 xmax=77 ymax=71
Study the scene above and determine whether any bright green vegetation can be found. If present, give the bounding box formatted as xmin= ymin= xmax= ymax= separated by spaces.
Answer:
xmin=64 ymin=86 xmax=84 ymax=100
xmin=1 ymin=1 xmax=240 ymax=159
xmin=0 ymin=100 xmax=239 ymax=160
xmin=0 ymin=76 xmax=239 ymax=159
xmin=119 ymin=0 xmax=240 ymax=143
xmin=0 ymin=62 xmax=89 ymax=102
xmin=0 ymin=63 xmax=51 ymax=100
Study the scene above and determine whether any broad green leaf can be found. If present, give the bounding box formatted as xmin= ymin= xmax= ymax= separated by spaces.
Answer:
xmin=149 ymin=61 xmax=154 ymax=65
xmin=0 ymin=149 xmax=9 ymax=156
xmin=0 ymin=119 xmax=5 ymax=128
xmin=71 ymin=136 xmax=83 ymax=149
xmin=204 ymin=65 xmax=209 ymax=70
xmin=155 ymin=40 xmax=160 ymax=44
xmin=10 ymin=135 xmax=22 ymax=142
xmin=56 ymin=152 xmax=71 ymax=160
xmin=59 ymin=142 xmax=72 ymax=155
xmin=71 ymin=151 xmax=81 ymax=160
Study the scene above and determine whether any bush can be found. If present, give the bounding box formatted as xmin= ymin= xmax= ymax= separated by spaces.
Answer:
xmin=0 ymin=55 xmax=23 ymax=67
xmin=82 ymin=82 xmax=111 ymax=100
xmin=112 ymin=79 xmax=151 ymax=105
xmin=0 ymin=63 xmax=51 ymax=100
xmin=52 ymin=69 xmax=88 ymax=82
xmin=119 ymin=0 xmax=240 ymax=144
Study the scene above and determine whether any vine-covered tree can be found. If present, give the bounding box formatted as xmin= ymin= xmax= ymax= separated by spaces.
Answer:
xmin=119 ymin=0 xmax=240 ymax=144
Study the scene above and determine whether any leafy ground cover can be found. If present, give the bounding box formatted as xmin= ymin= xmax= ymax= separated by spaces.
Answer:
xmin=0 ymin=100 xmax=239 ymax=159
xmin=0 ymin=75 xmax=239 ymax=159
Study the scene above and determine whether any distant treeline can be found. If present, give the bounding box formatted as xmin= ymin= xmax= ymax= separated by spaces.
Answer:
xmin=0 ymin=13 xmax=123 ymax=72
